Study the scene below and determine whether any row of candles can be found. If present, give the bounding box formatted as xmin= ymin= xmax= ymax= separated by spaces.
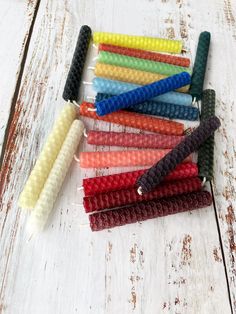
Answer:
xmin=18 ymin=25 xmax=218 ymax=234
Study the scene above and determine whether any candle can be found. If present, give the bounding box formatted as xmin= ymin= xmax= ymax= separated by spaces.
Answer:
xmin=189 ymin=31 xmax=211 ymax=101
xmin=98 ymin=51 xmax=192 ymax=76
xmin=87 ymin=130 xmax=184 ymax=149
xmin=93 ymin=31 xmax=183 ymax=53
xmin=80 ymin=149 xmax=171 ymax=168
xmin=137 ymin=116 xmax=221 ymax=194
xmin=95 ymin=63 xmax=189 ymax=93
xmin=96 ymin=93 xmax=199 ymax=121
xmin=18 ymin=104 xmax=76 ymax=209
xmin=84 ymin=177 xmax=202 ymax=213
xmin=95 ymin=72 xmax=191 ymax=116
xmin=27 ymin=120 xmax=84 ymax=233
xmin=197 ymin=89 xmax=216 ymax=181
xmin=82 ymin=162 xmax=199 ymax=196
xmin=80 ymin=102 xmax=184 ymax=135
xmin=63 ymin=25 xmax=92 ymax=101
xmin=89 ymin=191 xmax=213 ymax=231
xmin=93 ymin=78 xmax=192 ymax=106
xmin=99 ymin=43 xmax=190 ymax=67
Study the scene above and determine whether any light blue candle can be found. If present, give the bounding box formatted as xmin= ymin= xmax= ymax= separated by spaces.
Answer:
xmin=93 ymin=77 xmax=192 ymax=106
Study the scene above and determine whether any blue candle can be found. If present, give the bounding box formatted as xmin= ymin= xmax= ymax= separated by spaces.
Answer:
xmin=95 ymin=72 xmax=191 ymax=116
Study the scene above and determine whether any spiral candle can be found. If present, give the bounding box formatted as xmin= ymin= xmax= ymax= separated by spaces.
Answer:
xmin=84 ymin=177 xmax=202 ymax=213
xmin=98 ymin=51 xmax=192 ymax=76
xmin=79 ymin=149 xmax=171 ymax=168
xmin=79 ymin=102 xmax=184 ymax=135
xmin=27 ymin=120 xmax=84 ymax=233
xmin=137 ymin=116 xmax=221 ymax=194
xmin=93 ymin=78 xmax=192 ymax=106
xmin=18 ymin=104 xmax=76 ymax=209
xmin=93 ymin=32 xmax=183 ymax=53
xmin=63 ymin=25 xmax=92 ymax=101
xmin=95 ymin=64 xmax=189 ymax=93
xmin=89 ymin=191 xmax=213 ymax=231
xmin=197 ymin=89 xmax=216 ymax=181
xmin=83 ymin=162 xmax=198 ymax=196
xmin=96 ymin=93 xmax=199 ymax=121
xmin=87 ymin=130 xmax=184 ymax=149
xmin=99 ymin=44 xmax=190 ymax=67
xmin=189 ymin=31 xmax=211 ymax=101
xmin=95 ymin=72 xmax=191 ymax=116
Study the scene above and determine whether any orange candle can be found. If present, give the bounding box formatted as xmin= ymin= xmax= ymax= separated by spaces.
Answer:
xmin=79 ymin=102 xmax=184 ymax=136
xmin=79 ymin=150 xmax=170 ymax=168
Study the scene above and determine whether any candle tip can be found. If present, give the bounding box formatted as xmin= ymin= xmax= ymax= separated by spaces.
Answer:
xmin=137 ymin=187 xmax=143 ymax=195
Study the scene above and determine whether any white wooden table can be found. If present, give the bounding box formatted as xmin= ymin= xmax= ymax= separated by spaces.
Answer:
xmin=0 ymin=0 xmax=236 ymax=313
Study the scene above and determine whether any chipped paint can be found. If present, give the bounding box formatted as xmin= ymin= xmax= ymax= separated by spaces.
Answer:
xmin=181 ymin=235 xmax=192 ymax=266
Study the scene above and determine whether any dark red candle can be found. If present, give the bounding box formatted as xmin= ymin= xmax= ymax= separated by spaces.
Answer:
xmin=89 ymin=191 xmax=212 ymax=231
xmin=84 ymin=177 xmax=202 ymax=213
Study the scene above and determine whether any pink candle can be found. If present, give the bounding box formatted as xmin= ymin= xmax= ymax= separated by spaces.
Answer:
xmin=87 ymin=130 xmax=184 ymax=149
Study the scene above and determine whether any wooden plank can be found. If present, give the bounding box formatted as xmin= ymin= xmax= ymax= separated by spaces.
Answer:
xmin=0 ymin=0 xmax=39 ymax=158
xmin=0 ymin=0 xmax=233 ymax=313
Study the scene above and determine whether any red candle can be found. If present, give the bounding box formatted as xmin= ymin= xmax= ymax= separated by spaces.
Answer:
xmin=99 ymin=43 xmax=191 ymax=67
xmin=82 ymin=162 xmax=198 ymax=196
xmin=84 ymin=177 xmax=202 ymax=213
xmin=89 ymin=191 xmax=212 ymax=231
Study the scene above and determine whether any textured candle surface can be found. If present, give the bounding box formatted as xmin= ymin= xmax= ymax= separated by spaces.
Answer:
xmin=87 ymin=130 xmax=184 ymax=149
xmin=80 ymin=102 xmax=184 ymax=135
xmin=18 ymin=104 xmax=76 ymax=209
xmin=95 ymin=72 xmax=191 ymax=116
xmin=189 ymin=31 xmax=211 ymax=101
xmin=198 ymin=89 xmax=216 ymax=180
xmin=80 ymin=149 xmax=170 ymax=168
xmin=95 ymin=64 xmax=189 ymax=93
xmin=27 ymin=120 xmax=84 ymax=233
xmin=63 ymin=25 xmax=91 ymax=101
xmin=93 ymin=78 xmax=192 ymax=106
xmin=99 ymin=44 xmax=190 ymax=67
xmin=137 ymin=116 xmax=221 ymax=193
xmin=89 ymin=191 xmax=212 ymax=231
xmin=96 ymin=93 xmax=199 ymax=121
xmin=93 ymin=32 xmax=182 ymax=53
xmin=84 ymin=177 xmax=202 ymax=213
xmin=83 ymin=162 xmax=198 ymax=196
xmin=98 ymin=51 xmax=192 ymax=76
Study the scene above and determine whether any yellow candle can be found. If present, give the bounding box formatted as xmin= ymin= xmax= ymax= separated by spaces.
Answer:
xmin=94 ymin=63 xmax=189 ymax=93
xmin=27 ymin=120 xmax=84 ymax=234
xmin=18 ymin=103 xmax=76 ymax=209
xmin=93 ymin=32 xmax=182 ymax=54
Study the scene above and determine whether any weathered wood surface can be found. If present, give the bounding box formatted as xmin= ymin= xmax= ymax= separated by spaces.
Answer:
xmin=0 ymin=0 xmax=235 ymax=313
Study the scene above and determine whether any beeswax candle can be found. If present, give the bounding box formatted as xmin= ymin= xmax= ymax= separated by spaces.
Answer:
xmin=27 ymin=120 xmax=84 ymax=233
xmin=18 ymin=104 xmax=76 ymax=209
xmin=83 ymin=162 xmax=198 ymax=196
xmin=98 ymin=51 xmax=192 ymax=76
xmin=89 ymin=191 xmax=212 ymax=231
xmin=93 ymin=31 xmax=183 ymax=53
xmin=95 ymin=63 xmax=189 ymax=93
xmin=137 ymin=116 xmax=221 ymax=194
xmin=95 ymin=72 xmax=191 ymax=116
xmin=93 ymin=78 xmax=192 ymax=106
xmin=99 ymin=43 xmax=190 ymax=67
xmin=84 ymin=177 xmax=202 ymax=213
xmin=79 ymin=102 xmax=184 ymax=135
xmin=87 ymin=130 xmax=184 ymax=149
xmin=79 ymin=149 xmax=170 ymax=168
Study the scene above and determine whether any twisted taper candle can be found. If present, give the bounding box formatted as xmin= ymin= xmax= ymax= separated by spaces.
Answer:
xmin=95 ymin=72 xmax=191 ymax=116
xmin=136 ymin=116 xmax=220 ymax=194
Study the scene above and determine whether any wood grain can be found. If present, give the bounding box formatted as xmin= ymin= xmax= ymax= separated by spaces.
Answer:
xmin=0 ymin=0 xmax=235 ymax=313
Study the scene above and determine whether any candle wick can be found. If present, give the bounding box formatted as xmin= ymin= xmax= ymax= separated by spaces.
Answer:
xmin=86 ymin=95 xmax=96 ymax=101
xmin=74 ymin=154 xmax=80 ymax=163
xmin=77 ymin=186 xmax=84 ymax=191
xmin=87 ymin=66 xmax=95 ymax=70
xmin=137 ymin=187 xmax=143 ymax=195
xmin=87 ymin=108 xmax=97 ymax=112
xmin=83 ymin=81 xmax=93 ymax=85
xmin=72 ymin=100 xmax=80 ymax=108
xmin=83 ymin=129 xmax=88 ymax=137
